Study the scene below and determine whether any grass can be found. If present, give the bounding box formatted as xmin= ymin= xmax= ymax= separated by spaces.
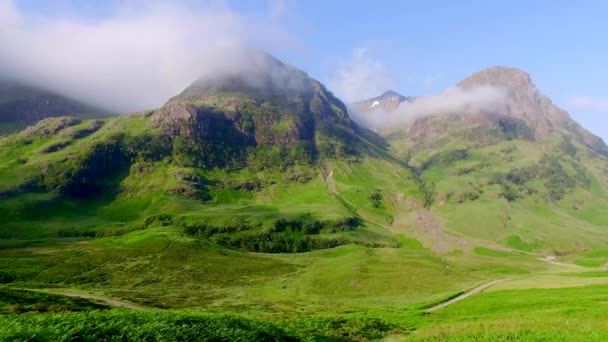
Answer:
xmin=2 ymin=111 xmax=608 ymax=340
xmin=473 ymin=247 xmax=518 ymax=257
xmin=0 ymin=228 xmax=482 ymax=312
xmin=572 ymin=249 xmax=608 ymax=267
xmin=487 ymin=274 xmax=608 ymax=291
xmin=0 ymin=310 xmax=300 ymax=342
xmin=407 ymin=284 xmax=608 ymax=341
xmin=4 ymin=282 xmax=608 ymax=341
xmin=0 ymin=288 xmax=108 ymax=314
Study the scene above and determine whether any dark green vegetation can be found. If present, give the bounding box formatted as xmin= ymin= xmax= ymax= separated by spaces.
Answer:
xmin=0 ymin=288 xmax=108 ymax=314
xmin=0 ymin=310 xmax=300 ymax=342
xmin=3 ymin=58 xmax=608 ymax=340
xmin=5 ymin=281 xmax=608 ymax=341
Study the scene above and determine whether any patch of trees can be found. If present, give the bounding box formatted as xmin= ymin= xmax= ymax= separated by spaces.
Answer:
xmin=173 ymin=136 xmax=244 ymax=169
xmin=447 ymin=189 xmax=482 ymax=204
xmin=39 ymin=141 xmax=71 ymax=154
xmin=216 ymin=233 xmax=349 ymax=253
xmin=368 ymin=189 xmax=383 ymax=208
xmin=559 ymin=137 xmax=578 ymax=157
xmin=246 ymin=141 xmax=314 ymax=171
xmin=316 ymin=123 xmax=361 ymax=158
xmin=496 ymin=118 xmax=534 ymax=141
xmin=457 ymin=162 xmax=490 ymax=175
xmin=421 ymin=149 xmax=469 ymax=171
xmin=182 ymin=214 xmax=362 ymax=253
xmin=489 ymin=155 xmax=588 ymax=202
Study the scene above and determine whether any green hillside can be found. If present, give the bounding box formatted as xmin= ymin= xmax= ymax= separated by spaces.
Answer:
xmin=2 ymin=57 xmax=608 ymax=340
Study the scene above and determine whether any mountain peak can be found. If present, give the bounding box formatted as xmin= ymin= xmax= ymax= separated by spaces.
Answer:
xmin=453 ymin=65 xmax=573 ymax=136
xmin=151 ymin=51 xmax=357 ymax=151
xmin=380 ymin=90 xmax=404 ymax=98
xmin=173 ymin=49 xmax=314 ymax=102
xmin=458 ymin=65 xmax=533 ymax=90
xmin=351 ymin=90 xmax=414 ymax=115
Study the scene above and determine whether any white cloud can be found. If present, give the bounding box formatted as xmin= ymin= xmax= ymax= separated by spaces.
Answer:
xmin=327 ymin=48 xmax=394 ymax=102
xmin=350 ymin=85 xmax=507 ymax=128
xmin=0 ymin=0 xmax=293 ymax=113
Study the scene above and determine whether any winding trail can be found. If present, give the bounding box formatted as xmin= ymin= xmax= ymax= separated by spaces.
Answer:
xmin=425 ymin=278 xmax=512 ymax=312
xmin=56 ymin=292 xmax=142 ymax=310
xmin=538 ymin=255 xmax=583 ymax=268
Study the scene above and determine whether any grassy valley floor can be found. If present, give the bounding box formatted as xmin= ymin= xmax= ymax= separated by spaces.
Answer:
xmin=2 ymin=223 xmax=608 ymax=340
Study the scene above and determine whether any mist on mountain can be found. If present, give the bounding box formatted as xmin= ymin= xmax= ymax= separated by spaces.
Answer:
xmin=349 ymin=85 xmax=507 ymax=128
xmin=0 ymin=0 xmax=294 ymax=114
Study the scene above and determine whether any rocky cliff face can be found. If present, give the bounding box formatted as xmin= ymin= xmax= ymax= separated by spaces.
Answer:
xmin=457 ymin=66 xmax=570 ymax=136
xmin=150 ymin=51 xmax=356 ymax=148
xmin=355 ymin=66 xmax=607 ymax=153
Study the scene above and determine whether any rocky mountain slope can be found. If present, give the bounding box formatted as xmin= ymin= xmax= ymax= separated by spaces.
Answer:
xmin=358 ymin=66 xmax=608 ymax=155
xmin=0 ymin=52 xmax=417 ymax=254
xmin=150 ymin=52 xmax=363 ymax=158
xmin=354 ymin=66 xmax=608 ymax=256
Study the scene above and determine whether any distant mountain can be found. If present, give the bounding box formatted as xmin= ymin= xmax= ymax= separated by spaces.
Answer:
xmin=352 ymin=90 xmax=415 ymax=113
xmin=457 ymin=66 xmax=607 ymax=154
xmin=0 ymin=80 xmax=111 ymax=135
xmin=357 ymin=67 xmax=607 ymax=156
xmin=457 ymin=66 xmax=569 ymax=136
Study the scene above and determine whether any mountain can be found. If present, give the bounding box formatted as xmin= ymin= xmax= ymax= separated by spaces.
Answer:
xmin=0 ymin=80 xmax=112 ymax=135
xmin=0 ymin=51 xmax=410 ymax=248
xmin=4 ymin=57 xmax=608 ymax=340
xmin=352 ymin=89 xmax=414 ymax=113
xmin=360 ymin=66 xmax=608 ymax=257
xmin=150 ymin=52 xmax=363 ymax=157
xmin=362 ymin=67 xmax=608 ymax=156
xmin=457 ymin=66 xmax=569 ymax=135
xmin=457 ymin=66 xmax=607 ymax=154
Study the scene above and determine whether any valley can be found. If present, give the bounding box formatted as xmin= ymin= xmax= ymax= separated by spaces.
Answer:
xmin=2 ymin=52 xmax=608 ymax=341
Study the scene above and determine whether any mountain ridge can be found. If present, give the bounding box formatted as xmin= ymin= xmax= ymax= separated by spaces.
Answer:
xmin=4 ymin=52 xmax=608 ymax=340
xmin=0 ymin=79 xmax=113 ymax=135
xmin=353 ymin=66 xmax=607 ymax=155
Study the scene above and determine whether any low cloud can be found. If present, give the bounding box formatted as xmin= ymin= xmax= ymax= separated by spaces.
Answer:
xmin=0 ymin=0 xmax=294 ymax=113
xmin=350 ymin=85 xmax=507 ymax=128
xmin=328 ymin=48 xmax=394 ymax=102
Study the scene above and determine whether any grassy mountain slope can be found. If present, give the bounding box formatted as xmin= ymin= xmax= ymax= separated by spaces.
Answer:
xmin=3 ymin=58 xmax=608 ymax=340
xmin=366 ymin=67 xmax=608 ymax=257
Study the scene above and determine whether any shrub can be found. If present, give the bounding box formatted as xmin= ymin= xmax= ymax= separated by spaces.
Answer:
xmin=368 ymin=189 xmax=383 ymax=208
xmin=182 ymin=215 xmax=362 ymax=253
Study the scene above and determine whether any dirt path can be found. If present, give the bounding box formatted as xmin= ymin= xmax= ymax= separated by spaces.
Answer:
xmin=425 ymin=278 xmax=512 ymax=312
xmin=57 ymin=292 xmax=142 ymax=310
xmin=538 ymin=255 xmax=584 ymax=268
xmin=325 ymin=169 xmax=337 ymax=194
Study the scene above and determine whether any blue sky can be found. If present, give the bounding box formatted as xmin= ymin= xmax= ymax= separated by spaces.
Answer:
xmin=10 ymin=0 xmax=608 ymax=140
